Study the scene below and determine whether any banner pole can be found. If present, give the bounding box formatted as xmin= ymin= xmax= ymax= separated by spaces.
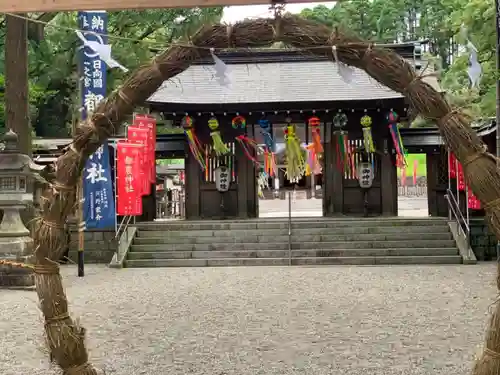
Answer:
xmin=77 ymin=183 xmax=85 ymax=277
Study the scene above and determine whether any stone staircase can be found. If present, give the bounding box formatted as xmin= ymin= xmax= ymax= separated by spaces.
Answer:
xmin=123 ymin=218 xmax=463 ymax=267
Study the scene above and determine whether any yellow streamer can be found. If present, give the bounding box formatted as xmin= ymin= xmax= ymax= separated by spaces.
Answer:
xmin=208 ymin=117 xmax=229 ymax=156
xmin=361 ymin=115 xmax=375 ymax=153
xmin=284 ymin=125 xmax=306 ymax=181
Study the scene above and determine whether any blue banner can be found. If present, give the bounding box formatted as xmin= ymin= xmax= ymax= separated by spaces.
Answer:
xmin=79 ymin=11 xmax=115 ymax=229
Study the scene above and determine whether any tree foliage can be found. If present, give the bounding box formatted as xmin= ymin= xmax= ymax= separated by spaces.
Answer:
xmin=301 ymin=0 xmax=496 ymax=124
xmin=0 ymin=8 xmax=223 ymax=137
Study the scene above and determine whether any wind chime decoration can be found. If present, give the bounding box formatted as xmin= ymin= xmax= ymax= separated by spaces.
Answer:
xmin=284 ymin=125 xmax=306 ymax=182
xmin=386 ymin=110 xmax=406 ymax=168
xmin=360 ymin=114 xmax=375 ymax=154
xmin=208 ymin=117 xmax=229 ymax=156
xmin=182 ymin=115 xmax=205 ymax=170
xmin=258 ymin=119 xmax=276 ymax=178
xmin=332 ymin=111 xmax=350 ymax=173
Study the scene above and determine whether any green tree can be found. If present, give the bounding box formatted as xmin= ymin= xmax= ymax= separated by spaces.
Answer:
xmin=1 ymin=8 xmax=223 ymax=137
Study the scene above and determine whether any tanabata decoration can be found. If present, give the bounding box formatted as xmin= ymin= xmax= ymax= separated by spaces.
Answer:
xmin=361 ymin=114 xmax=375 ymax=153
xmin=308 ymin=116 xmax=323 ymax=154
xmin=232 ymin=115 xmax=246 ymax=129
xmin=332 ymin=111 xmax=350 ymax=173
xmin=284 ymin=125 xmax=306 ymax=182
xmin=258 ymin=119 xmax=276 ymax=177
xmin=257 ymin=171 xmax=270 ymax=198
xmin=386 ymin=110 xmax=406 ymax=168
xmin=208 ymin=117 xmax=230 ymax=156
xmin=182 ymin=115 xmax=205 ymax=170
xmin=305 ymin=143 xmax=322 ymax=176
xmin=235 ymin=134 xmax=260 ymax=166
xmin=468 ymin=186 xmax=482 ymax=210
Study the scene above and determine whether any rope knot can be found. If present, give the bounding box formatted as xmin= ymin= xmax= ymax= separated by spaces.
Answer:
xmin=34 ymin=262 xmax=60 ymax=275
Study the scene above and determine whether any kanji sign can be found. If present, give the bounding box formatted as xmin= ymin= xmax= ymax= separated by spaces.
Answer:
xmin=78 ymin=11 xmax=107 ymax=119
xmin=116 ymin=141 xmax=143 ymax=216
xmin=79 ymin=11 xmax=115 ymax=229
xmin=82 ymin=143 xmax=116 ymax=229
xmin=357 ymin=162 xmax=374 ymax=188
xmin=127 ymin=126 xmax=150 ymax=195
xmin=214 ymin=165 xmax=230 ymax=192
xmin=133 ymin=114 xmax=157 ymax=184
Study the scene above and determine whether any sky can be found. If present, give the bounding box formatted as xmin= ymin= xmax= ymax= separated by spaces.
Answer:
xmin=221 ymin=2 xmax=336 ymax=23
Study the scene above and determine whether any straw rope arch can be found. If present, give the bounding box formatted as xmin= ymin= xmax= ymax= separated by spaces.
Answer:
xmin=29 ymin=14 xmax=500 ymax=375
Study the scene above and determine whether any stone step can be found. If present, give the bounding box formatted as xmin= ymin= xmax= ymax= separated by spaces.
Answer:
xmin=135 ymin=218 xmax=448 ymax=232
xmin=136 ymin=225 xmax=450 ymax=239
xmin=124 ymin=255 xmax=463 ymax=268
xmin=127 ymin=248 xmax=459 ymax=260
xmin=130 ymin=239 xmax=456 ymax=252
xmin=133 ymin=232 xmax=452 ymax=245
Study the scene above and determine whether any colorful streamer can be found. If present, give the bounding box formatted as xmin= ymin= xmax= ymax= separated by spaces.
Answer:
xmin=308 ymin=116 xmax=323 ymax=154
xmin=182 ymin=115 xmax=205 ymax=171
xmin=258 ymin=119 xmax=275 ymax=152
xmin=235 ymin=135 xmax=260 ymax=166
xmin=305 ymin=144 xmax=322 ymax=176
xmin=284 ymin=125 xmax=306 ymax=182
xmin=208 ymin=117 xmax=230 ymax=156
xmin=387 ymin=110 xmax=406 ymax=168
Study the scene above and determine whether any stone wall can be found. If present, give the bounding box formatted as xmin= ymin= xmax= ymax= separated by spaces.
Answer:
xmin=470 ymin=218 xmax=497 ymax=261
xmin=68 ymin=228 xmax=117 ymax=264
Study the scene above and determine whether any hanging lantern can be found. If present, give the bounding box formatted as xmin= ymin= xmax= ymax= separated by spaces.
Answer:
xmin=232 ymin=115 xmax=246 ymax=129
xmin=308 ymin=116 xmax=323 ymax=154
xmin=182 ymin=116 xmax=205 ymax=170
xmin=361 ymin=114 xmax=375 ymax=153
xmin=208 ymin=117 xmax=229 ymax=156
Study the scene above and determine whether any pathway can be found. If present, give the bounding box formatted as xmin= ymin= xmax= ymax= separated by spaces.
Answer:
xmin=0 ymin=264 xmax=495 ymax=375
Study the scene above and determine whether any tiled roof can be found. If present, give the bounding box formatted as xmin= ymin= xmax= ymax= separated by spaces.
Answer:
xmin=147 ymin=50 xmax=440 ymax=105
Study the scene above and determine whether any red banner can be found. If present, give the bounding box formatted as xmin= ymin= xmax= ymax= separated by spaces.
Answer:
xmin=133 ymin=114 xmax=156 ymax=184
xmin=468 ymin=186 xmax=482 ymax=210
xmin=401 ymin=167 xmax=406 ymax=186
xmin=448 ymin=152 xmax=457 ymax=178
xmin=457 ymin=163 xmax=465 ymax=191
xmin=127 ymin=126 xmax=150 ymax=195
xmin=116 ymin=141 xmax=143 ymax=216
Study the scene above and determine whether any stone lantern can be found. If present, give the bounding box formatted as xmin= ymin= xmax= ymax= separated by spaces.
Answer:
xmin=0 ymin=130 xmax=45 ymax=287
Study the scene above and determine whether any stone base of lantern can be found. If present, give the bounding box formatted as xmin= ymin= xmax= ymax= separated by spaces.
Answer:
xmin=0 ymin=236 xmax=35 ymax=287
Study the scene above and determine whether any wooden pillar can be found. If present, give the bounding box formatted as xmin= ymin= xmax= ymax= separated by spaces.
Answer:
xmin=5 ymin=15 xmax=30 ymax=156
xmin=185 ymin=151 xmax=200 ymax=219
xmin=236 ymin=143 xmax=248 ymax=218
xmin=426 ymin=152 xmax=438 ymax=217
xmin=323 ymin=136 xmax=343 ymax=216
xmin=381 ymin=149 xmax=397 ymax=216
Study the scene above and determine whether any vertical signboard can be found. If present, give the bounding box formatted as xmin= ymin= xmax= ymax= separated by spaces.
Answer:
xmin=116 ymin=141 xmax=143 ymax=216
xmin=127 ymin=126 xmax=150 ymax=195
xmin=133 ymin=114 xmax=157 ymax=184
xmin=78 ymin=11 xmax=115 ymax=229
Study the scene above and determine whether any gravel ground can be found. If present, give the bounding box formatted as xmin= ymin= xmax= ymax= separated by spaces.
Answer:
xmin=0 ymin=264 xmax=497 ymax=375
